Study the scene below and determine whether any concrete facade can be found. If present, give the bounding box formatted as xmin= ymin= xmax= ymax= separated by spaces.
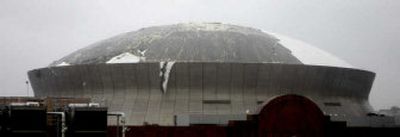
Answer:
xmin=28 ymin=63 xmax=375 ymax=126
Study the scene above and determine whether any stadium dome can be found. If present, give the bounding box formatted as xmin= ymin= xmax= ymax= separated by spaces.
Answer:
xmin=29 ymin=23 xmax=374 ymax=126
xmin=50 ymin=22 xmax=352 ymax=68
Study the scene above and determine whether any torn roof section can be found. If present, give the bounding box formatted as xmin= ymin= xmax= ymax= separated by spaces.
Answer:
xmin=267 ymin=32 xmax=353 ymax=68
xmin=50 ymin=22 xmax=353 ymax=68
xmin=106 ymin=52 xmax=142 ymax=64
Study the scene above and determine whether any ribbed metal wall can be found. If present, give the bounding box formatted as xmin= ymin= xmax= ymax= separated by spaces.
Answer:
xmin=28 ymin=63 xmax=375 ymax=126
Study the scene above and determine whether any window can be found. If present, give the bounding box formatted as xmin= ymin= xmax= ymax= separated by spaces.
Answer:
xmin=203 ymin=100 xmax=231 ymax=104
xmin=324 ymin=102 xmax=341 ymax=106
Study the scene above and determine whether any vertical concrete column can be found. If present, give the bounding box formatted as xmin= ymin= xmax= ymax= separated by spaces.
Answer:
xmin=173 ymin=63 xmax=190 ymax=121
xmin=230 ymin=64 xmax=245 ymax=114
xmin=255 ymin=64 xmax=271 ymax=103
xmin=91 ymin=65 xmax=105 ymax=104
xmin=202 ymin=63 xmax=217 ymax=115
xmin=216 ymin=63 xmax=232 ymax=115
xmin=189 ymin=63 xmax=203 ymax=114
xmin=122 ymin=64 xmax=138 ymax=125
xmin=110 ymin=64 xmax=127 ymax=111
xmin=99 ymin=65 xmax=113 ymax=106
xmin=243 ymin=64 xmax=258 ymax=112
xmin=131 ymin=63 xmax=150 ymax=125
xmin=145 ymin=63 xmax=162 ymax=124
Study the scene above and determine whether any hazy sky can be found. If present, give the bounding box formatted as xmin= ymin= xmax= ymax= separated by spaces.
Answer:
xmin=0 ymin=0 xmax=399 ymax=109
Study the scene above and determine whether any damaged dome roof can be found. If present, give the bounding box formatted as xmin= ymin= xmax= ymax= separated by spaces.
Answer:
xmin=50 ymin=22 xmax=352 ymax=68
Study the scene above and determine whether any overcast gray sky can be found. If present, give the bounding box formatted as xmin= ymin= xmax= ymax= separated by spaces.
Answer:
xmin=0 ymin=0 xmax=399 ymax=109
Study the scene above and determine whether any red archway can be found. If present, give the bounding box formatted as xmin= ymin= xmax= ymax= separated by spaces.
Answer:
xmin=258 ymin=94 xmax=325 ymax=137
